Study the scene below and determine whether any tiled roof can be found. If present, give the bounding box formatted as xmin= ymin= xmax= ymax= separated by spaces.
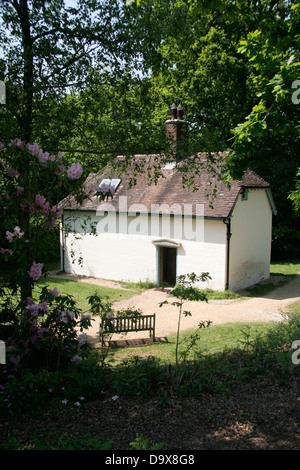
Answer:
xmin=61 ymin=153 xmax=271 ymax=219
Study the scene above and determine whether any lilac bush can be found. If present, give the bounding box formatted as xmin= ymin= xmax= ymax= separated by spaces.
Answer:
xmin=0 ymin=139 xmax=98 ymax=373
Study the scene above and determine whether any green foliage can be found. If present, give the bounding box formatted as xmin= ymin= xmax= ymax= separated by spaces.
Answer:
xmin=112 ymin=355 xmax=166 ymax=398
xmin=160 ymin=272 xmax=212 ymax=365
xmin=225 ymin=1 xmax=300 ymax=257
xmin=1 ymin=285 xmax=93 ymax=373
xmin=0 ymin=0 xmax=137 ymax=143
xmin=33 ymin=436 xmax=113 ymax=451
xmin=1 ymin=0 xmax=299 ymax=258
xmin=36 ymin=277 xmax=141 ymax=312
xmin=289 ymin=168 xmax=300 ymax=214
xmin=3 ymin=304 xmax=300 ymax=421
xmin=0 ymin=355 xmax=108 ymax=419
xmin=130 ymin=433 xmax=167 ymax=450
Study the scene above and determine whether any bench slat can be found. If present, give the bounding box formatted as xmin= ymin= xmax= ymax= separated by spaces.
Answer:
xmin=100 ymin=314 xmax=156 ymax=344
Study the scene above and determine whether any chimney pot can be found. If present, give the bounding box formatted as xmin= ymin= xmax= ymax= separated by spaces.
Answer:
xmin=177 ymin=104 xmax=183 ymax=120
xmin=165 ymin=103 xmax=188 ymax=159
xmin=171 ymin=103 xmax=177 ymax=120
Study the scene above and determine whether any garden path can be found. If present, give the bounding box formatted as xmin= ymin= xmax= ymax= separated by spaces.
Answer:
xmin=50 ymin=272 xmax=300 ymax=346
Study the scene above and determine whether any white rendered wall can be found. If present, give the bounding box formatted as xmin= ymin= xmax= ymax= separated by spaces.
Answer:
xmin=228 ymin=189 xmax=272 ymax=291
xmin=62 ymin=211 xmax=227 ymax=290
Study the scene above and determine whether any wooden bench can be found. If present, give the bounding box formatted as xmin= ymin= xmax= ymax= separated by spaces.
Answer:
xmin=100 ymin=314 xmax=156 ymax=345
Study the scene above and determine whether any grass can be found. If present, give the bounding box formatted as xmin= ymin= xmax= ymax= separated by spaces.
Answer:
xmin=192 ymin=288 xmax=240 ymax=300
xmin=103 ymin=321 xmax=277 ymax=365
xmin=30 ymin=259 xmax=300 ymax=364
xmin=289 ymin=300 xmax=300 ymax=314
xmin=35 ymin=276 xmax=143 ymax=312
xmin=270 ymin=259 xmax=300 ymax=276
xmin=2 ymin=260 xmax=300 ymax=450
xmin=245 ymin=258 xmax=300 ymax=297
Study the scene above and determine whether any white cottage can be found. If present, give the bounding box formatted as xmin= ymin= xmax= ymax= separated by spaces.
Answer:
xmin=60 ymin=107 xmax=277 ymax=292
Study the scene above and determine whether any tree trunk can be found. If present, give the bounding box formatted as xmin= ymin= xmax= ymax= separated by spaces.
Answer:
xmin=14 ymin=0 xmax=34 ymax=142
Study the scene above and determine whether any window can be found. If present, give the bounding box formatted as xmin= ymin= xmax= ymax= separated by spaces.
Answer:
xmin=98 ymin=178 xmax=121 ymax=191
xmin=162 ymin=162 xmax=176 ymax=170
xmin=241 ymin=188 xmax=248 ymax=201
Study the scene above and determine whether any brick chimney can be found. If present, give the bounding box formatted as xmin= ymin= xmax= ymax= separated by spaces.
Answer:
xmin=165 ymin=103 xmax=187 ymax=157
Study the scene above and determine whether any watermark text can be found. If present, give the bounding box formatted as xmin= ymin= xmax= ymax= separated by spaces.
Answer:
xmin=0 ymin=81 xmax=5 ymax=105
xmin=0 ymin=340 xmax=6 ymax=364
xmin=292 ymin=80 xmax=300 ymax=104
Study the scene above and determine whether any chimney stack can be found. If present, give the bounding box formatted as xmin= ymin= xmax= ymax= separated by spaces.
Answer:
xmin=165 ymin=103 xmax=188 ymax=158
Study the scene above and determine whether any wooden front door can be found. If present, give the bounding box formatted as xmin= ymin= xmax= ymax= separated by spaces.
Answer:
xmin=159 ymin=247 xmax=177 ymax=286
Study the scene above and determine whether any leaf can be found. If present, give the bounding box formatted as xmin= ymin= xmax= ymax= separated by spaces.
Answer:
xmin=183 ymin=310 xmax=192 ymax=317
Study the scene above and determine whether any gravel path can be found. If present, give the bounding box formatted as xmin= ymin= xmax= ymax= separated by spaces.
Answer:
xmin=61 ymin=273 xmax=300 ymax=346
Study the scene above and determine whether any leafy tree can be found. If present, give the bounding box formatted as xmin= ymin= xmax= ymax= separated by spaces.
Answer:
xmin=159 ymin=272 xmax=211 ymax=365
xmin=289 ymin=169 xmax=300 ymax=214
xmin=0 ymin=0 xmax=137 ymax=144
xmin=226 ymin=1 xmax=300 ymax=258
xmin=133 ymin=0 xmax=300 ymax=258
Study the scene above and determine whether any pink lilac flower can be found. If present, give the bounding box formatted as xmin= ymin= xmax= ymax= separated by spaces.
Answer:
xmin=48 ymin=287 xmax=59 ymax=297
xmin=16 ymin=186 xmax=24 ymax=195
xmin=26 ymin=142 xmax=47 ymax=166
xmin=77 ymin=333 xmax=87 ymax=347
xmin=54 ymin=164 xmax=64 ymax=175
xmin=7 ymin=167 xmax=19 ymax=177
xmin=37 ymin=327 xmax=49 ymax=337
xmin=28 ymin=261 xmax=43 ymax=281
xmin=5 ymin=231 xmax=14 ymax=242
xmin=71 ymin=355 xmax=82 ymax=363
xmin=9 ymin=138 xmax=23 ymax=147
xmin=47 ymin=218 xmax=58 ymax=227
xmin=81 ymin=314 xmax=91 ymax=320
xmin=25 ymin=298 xmax=39 ymax=316
xmin=27 ymin=142 xmax=40 ymax=156
xmin=42 ymin=202 xmax=50 ymax=215
xmin=67 ymin=310 xmax=75 ymax=320
xmin=38 ymin=151 xmax=49 ymax=166
xmin=10 ymin=355 xmax=21 ymax=367
xmin=39 ymin=301 xmax=48 ymax=312
xmin=29 ymin=203 xmax=36 ymax=216
xmin=30 ymin=319 xmax=38 ymax=331
xmin=0 ymin=248 xmax=13 ymax=256
xmin=60 ymin=312 xmax=68 ymax=323
xmin=5 ymin=226 xmax=23 ymax=242
xmin=23 ymin=339 xmax=30 ymax=354
xmin=14 ymin=226 xmax=24 ymax=238
xmin=51 ymin=206 xmax=62 ymax=218
xmin=0 ymin=142 xmax=5 ymax=149
xmin=67 ymin=162 xmax=83 ymax=180
xmin=35 ymin=194 xmax=46 ymax=207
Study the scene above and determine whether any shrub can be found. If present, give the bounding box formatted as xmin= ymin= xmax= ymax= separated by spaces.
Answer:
xmin=111 ymin=356 xmax=167 ymax=397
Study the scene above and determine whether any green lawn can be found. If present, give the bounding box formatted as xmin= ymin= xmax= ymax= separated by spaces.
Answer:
xmin=104 ymin=321 xmax=277 ymax=365
xmin=270 ymin=259 xmax=300 ymax=276
xmin=244 ymin=259 xmax=300 ymax=297
xmin=35 ymin=276 xmax=144 ymax=312
xmin=106 ymin=299 xmax=300 ymax=365
xmin=34 ymin=259 xmax=300 ymax=364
